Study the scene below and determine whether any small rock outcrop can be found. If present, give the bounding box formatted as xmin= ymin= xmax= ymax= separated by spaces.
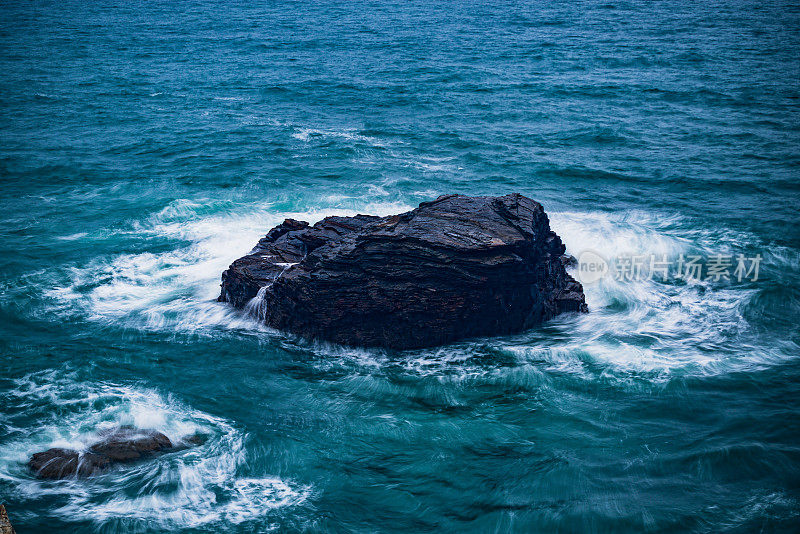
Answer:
xmin=219 ymin=193 xmax=587 ymax=349
xmin=0 ymin=504 xmax=16 ymax=534
xmin=89 ymin=426 xmax=173 ymax=462
xmin=28 ymin=427 xmax=174 ymax=480
xmin=28 ymin=448 xmax=110 ymax=479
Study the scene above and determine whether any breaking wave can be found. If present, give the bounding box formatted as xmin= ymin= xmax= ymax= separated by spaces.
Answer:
xmin=0 ymin=370 xmax=311 ymax=530
xmin=44 ymin=199 xmax=412 ymax=336
xmin=35 ymin=199 xmax=797 ymax=381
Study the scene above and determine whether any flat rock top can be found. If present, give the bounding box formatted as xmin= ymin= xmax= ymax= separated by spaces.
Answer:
xmin=363 ymin=193 xmax=545 ymax=249
xmin=90 ymin=426 xmax=172 ymax=461
xmin=235 ymin=193 xmax=555 ymax=284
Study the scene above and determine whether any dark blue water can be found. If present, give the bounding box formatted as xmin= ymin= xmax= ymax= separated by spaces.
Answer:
xmin=1 ymin=0 xmax=799 ymax=531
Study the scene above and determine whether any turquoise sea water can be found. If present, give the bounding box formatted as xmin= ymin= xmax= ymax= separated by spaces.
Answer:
xmin=1 ymin=0 xmax=799 ymax=531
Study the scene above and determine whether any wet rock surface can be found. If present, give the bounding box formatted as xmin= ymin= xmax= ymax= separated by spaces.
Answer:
xmin=0 ymin=504 xmax=16 ymax=534
xmin=89 ymin=426 xmax=173 ymax=461
xmin=28 ymin=448 xmax=110 ymax=479
xmin=28 ymin=427 xmax=174 ymax=480
xmin=219 ymin=194 xmax=587 ymax=349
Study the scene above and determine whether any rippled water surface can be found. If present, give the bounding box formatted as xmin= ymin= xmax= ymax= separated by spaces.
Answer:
xmin=1 ymin=0 xmax=799 ymax=532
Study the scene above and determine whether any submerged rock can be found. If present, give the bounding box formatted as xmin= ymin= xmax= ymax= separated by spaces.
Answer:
xmin=219 ymin=193 xmax=587 ymax=349
xmin=28 ymin=448 xmax=110 ymax=479
xmin=28 ymin=427 xmax=174 ymax=480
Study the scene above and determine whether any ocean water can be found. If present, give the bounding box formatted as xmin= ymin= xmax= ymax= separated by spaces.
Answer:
xmin=1 ymin=0 xmax=799 ymax=531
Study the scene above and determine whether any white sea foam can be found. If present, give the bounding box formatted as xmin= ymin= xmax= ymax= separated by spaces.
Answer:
xmin=0 ymin=371 xmax=310 ymax=529
xmin=41 ymin=200 xmax=794 ymax=380
xmin=45 ymin=199 xmax=412 ymax=335
xmin=354 ymin=150 xmax=458 ymax=174
xmin=291 ymin=127 xmax=390 ymax=147
xmin=55 ymin=232 xmax=89 ymax=241
xmin=345 ymin=209 xmax=791 ymax=381
xmin=504 ymin=210 xmax=789 ymax=379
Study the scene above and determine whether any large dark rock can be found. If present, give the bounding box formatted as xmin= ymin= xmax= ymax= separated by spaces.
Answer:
xmin=219 ymin=193 xmax=587 ymax=349
xmin=28 ymin=427 xmax=173 ymax=480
